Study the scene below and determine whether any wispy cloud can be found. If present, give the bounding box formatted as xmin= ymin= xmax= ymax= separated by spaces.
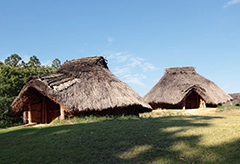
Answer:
xmin=101 ymin=51 xmax=158 ymax=87
xmin=142 ymin=62 xmax=157 ymax=72
xmin=123 ymin=74 xmax=146 ymax=86
xmin=107 ymin=37 xmax=113 ymax=45
xmin=128 ymin=57 xmax=143 ymax=67
xmin=113 ymin=67 xmax=131 ymax=75
xmin=223 ymin=0 xmax=240 ymax=8
xmin=42 ymin=60 xmax=51 ymax=66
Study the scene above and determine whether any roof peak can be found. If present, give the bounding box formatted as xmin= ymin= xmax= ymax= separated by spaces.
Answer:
xmin=165 ymin=67 xmax=196 ymax=73
xmin=62 ymin=56 xmax=106 ymax=65
xmin=57 ymin=56 xmax=108 ymax=76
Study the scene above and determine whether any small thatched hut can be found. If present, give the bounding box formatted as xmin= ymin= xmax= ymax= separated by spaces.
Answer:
xmin=144 ymin=67 xmax=232 ymax=109
xmin=8 ymin=56 xmax=151 ymax=124
xmin=225 ymin=93 xmax=240 ymax=106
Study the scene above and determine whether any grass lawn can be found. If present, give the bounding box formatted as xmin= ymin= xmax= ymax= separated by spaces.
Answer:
xmin=0 ymin=107 xmax=240 ymax=164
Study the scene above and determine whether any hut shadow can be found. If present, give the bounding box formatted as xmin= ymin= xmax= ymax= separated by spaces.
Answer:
xmin=184 ymin=115 xmax=224 ymax=120
xmin=1 ymin=115 xmax=235 ymax=164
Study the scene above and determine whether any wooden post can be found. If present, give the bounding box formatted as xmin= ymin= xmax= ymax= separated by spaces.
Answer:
xmin=23 ymin=111 xmax=27 ymax=124
xmin=199 ymin=98 xmax=206 ymax=109
xmin=199 ymin=99 xmax=202 ymax=108
xmin=28 ymin=104 xmax=32 ymax=124
xmin=182 ymin=99 xmax=186 ymax=110
xmin=60 ymin=106 xmax=65 ymax=120
xmin=197 ymin=95 xmax=199 ymax=108
xmin=202 ymin=99 xmax=206 ymax=108
xmin=42 ymin=97 xmax=45 ymax=123
xmin=44 ymin=100 xmax=47 ymax=123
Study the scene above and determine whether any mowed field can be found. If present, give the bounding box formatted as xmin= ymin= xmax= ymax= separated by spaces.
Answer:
xmin=0 ymin=106 xmax=239 ymax=164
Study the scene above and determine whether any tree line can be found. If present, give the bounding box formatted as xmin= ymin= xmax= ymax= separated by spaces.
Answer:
xmin=0 ymin=54 xmax=61 ymax=128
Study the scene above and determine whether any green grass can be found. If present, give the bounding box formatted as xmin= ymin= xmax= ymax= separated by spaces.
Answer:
xmin=217 ymin=105 xmax=240 ymax=112
xmin=0 ymin=110 xmax=240 ymax=164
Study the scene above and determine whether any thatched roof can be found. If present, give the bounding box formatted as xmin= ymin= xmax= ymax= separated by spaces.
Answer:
xmin=227 ymin=93 xmax=240 ymax=106
xmin=144 ymin=67 xmax=232 ymax=106
xmin=9 ymin=56 xmax=151 ymax=116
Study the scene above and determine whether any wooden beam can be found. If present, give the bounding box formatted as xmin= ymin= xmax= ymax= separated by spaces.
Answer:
xmin=28 ymin=104 xmax=32 ymax=124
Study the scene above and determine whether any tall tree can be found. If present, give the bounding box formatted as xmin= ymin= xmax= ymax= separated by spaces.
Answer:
xmin=0 ymin=54 xmax=61 ymax=128
xmin=51 ymin=58 xmax=61 ymax=71
xmin=4 ymin=54 xmax=25 ymax=67
xmin=26 ymin=55 xmax=41 ymax=67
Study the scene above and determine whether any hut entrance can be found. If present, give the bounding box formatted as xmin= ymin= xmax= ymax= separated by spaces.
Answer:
xmin=23 ymin=88 xmax=61 ymax=124
xmin=185 ymin=91 xmax=201 ymax=109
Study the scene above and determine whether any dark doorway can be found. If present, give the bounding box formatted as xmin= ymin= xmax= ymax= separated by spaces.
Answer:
xmin=185 ymin=91 xmax=200 ymax=109
xmin=26 ymin=97 xmax=60 ymax=124
xmin=23 ymin=87 xmax=61 ymax=124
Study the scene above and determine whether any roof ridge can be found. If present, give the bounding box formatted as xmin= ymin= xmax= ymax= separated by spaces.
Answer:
xmin=165 ymin=67 xmax=196 ymax=73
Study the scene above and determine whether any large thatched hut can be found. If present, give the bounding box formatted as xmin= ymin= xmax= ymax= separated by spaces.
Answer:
xmin=8 ymin=56 xmax=151 ymax=124
xmin=144 ymin=67 xmax=232 ymax=109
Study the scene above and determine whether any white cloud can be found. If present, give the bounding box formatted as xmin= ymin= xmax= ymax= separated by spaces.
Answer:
xmin=22 ymin=55 xmax=31 ymax=63
xmin=42 ymin=60 xmax=51 ymax=66
xmin=124 ymin=74 xmax=146 ymax=79
xmin=116 ymin=54 xmax=130 ymax=63
xmin=103 ymin=51 xmax=158 ymax=87
xmin=223 ymin=0 xmax=240 ymax=8
xmin=113 ymin=67 xmax=131 ymax=75
xmin=108 ymin=37 xmax=113 ymax=45
xmin=101 ymin=51 xmax=130 ymax=62
xmin=128 ymin=57 xmax=143 ymax=67
xmin=123 ymin=74 xmax=146 ymax=86
xmin=142 ymin=62 xmax=157 ymax=72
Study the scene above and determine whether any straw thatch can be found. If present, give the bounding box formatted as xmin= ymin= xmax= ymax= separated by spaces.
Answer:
xmin=8 ymin=56 xmax=151 ymax=120
xmin=144 ymin=67 xmax=232 ymax=109
xmin=224 ymin=93 xmax=240 ymax=106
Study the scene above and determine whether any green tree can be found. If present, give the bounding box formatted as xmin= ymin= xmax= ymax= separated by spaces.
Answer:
xmin=0 ymin=54 xmax=61 ymax=128
xmin=0 ymin=64 xmax=24 ymax=127
xmin=51 ymin=58 xmax=61 ymax=71
xmin=26 ymin=55 xmax=41 ymax=67
xmin=4 ymin=54 xmax=25 ymax=67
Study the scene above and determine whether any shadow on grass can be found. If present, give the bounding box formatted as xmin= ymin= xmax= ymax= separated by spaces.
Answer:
xmin=0 ymin=115 xmax=238 ymax=164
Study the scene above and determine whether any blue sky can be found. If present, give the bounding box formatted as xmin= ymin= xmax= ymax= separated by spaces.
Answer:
xmin=0 ymin=0 xmax=240 ymax=96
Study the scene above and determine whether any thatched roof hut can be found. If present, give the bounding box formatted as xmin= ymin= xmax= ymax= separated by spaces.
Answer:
xmin=225 ymin=93 xmax=240 ymax=106
xmin=8 ymin=56 xmax=151 ymax=124
xmin=144 ymin=67 xmax=232 ymax=109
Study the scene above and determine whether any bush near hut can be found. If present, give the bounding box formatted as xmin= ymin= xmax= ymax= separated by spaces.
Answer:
xmin=0 ymin=54 xmax=61 ymax=128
